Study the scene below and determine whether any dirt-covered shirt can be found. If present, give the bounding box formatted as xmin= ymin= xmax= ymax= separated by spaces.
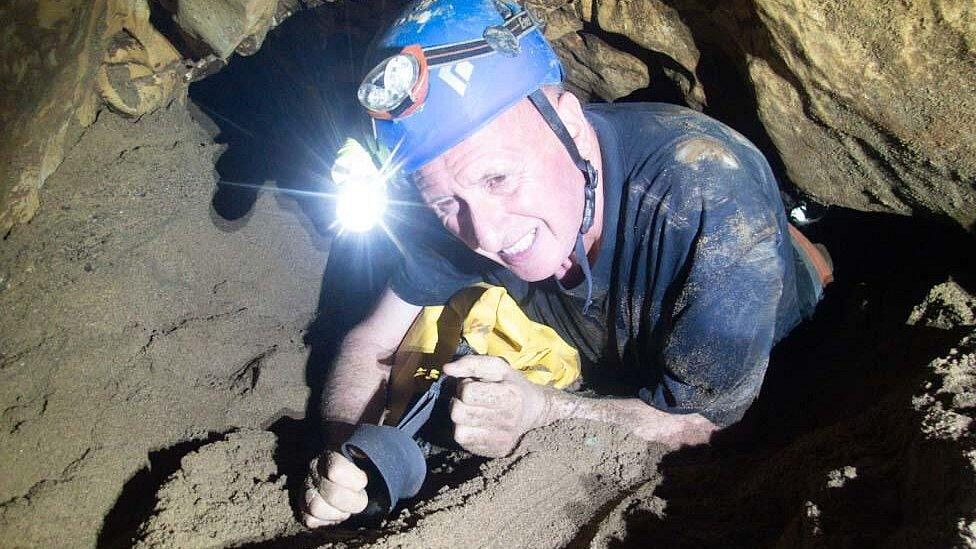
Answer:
xmin=389 ymin=103 xmax=806 ymax=427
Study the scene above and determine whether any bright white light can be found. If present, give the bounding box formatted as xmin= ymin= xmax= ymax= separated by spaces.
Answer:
xmin=336 ymin=181 xmax=387 ymax=232
xmin=331 ymin=138 xmax=388 ymax=232
xmin=384 ymin=55 xmax=417 ymax=96
xmin=332 ymin=138 xmax=379 ymax=186
xmin=790 ymin=206 xmax=809 ymax=224
xmin=357 ymin=54 xmax=418 ymax=112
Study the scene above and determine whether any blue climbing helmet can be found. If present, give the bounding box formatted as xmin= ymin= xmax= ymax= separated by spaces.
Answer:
xmin=359 ymin=0 xmax=563 ymax=173
xmin=358 ymin=0 xmax=601 ymax=313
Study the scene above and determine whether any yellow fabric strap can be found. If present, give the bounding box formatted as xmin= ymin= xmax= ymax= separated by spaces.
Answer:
xmin=398 ymin=285 xmax=581 ymax=389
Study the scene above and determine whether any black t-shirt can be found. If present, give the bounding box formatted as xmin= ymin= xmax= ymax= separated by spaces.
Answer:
xmin=389 ymin=103 xmax=804 ymax=426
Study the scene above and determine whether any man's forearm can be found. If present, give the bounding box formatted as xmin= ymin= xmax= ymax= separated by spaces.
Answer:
xmin=538 ymin=389 xmax=718 ymax=448
xmin=320 ymin=328 xmax=395 ymax=444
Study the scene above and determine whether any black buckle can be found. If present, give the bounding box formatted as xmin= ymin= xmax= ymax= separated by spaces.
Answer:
xmin=580 ymin=161 xmax=598 ymax=234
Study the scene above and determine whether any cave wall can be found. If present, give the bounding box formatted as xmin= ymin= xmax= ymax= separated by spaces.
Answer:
xmin=0 ymin=0 xmax=305 ymax=236
xmin=0 ymin=1 xmax=104 ymax=234
xmin=534 ymin=0 xmax=976 ymax=229
xmin=730 ymin=0 xmax=975 ymax=229
xmin=1 ymin=0 xmax=974 ymax=234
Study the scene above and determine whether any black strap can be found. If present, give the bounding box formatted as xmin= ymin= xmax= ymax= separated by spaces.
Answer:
xmin=528 ymin=90 xmax=598 ymax=314
xmin=527 ymin=90 xmax=588 ymax=172
xmin=395 ymin=375 xmax=445 ymax=436
xmin=555 ymin=233 xmax=594 ymax=314
xmin=526 ymin=90 xmax=598 ymax=234
xmin=424 ymin=10 xmax=535 ymax=67
xmin=394 ymin=336 xmax=475 ymax=436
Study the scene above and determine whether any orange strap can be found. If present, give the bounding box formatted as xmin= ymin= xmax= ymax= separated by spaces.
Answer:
xmin=788 ymin=224 xmax=834 ymax=287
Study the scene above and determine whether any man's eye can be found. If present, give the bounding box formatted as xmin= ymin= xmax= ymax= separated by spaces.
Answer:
xmin=486 ymin=175 xmax=514 ymax=192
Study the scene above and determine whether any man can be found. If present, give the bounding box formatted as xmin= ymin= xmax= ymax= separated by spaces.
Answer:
xmin=303 ymin=0 xmax=831 ymax=528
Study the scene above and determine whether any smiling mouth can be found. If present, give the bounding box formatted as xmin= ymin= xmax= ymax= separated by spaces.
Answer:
xmin=499 ymin=228 xmax=537 ymax=259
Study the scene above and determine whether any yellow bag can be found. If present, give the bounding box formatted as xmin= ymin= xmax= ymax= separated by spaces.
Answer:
xmin=387 ymin=285 xmax=581 ymax=424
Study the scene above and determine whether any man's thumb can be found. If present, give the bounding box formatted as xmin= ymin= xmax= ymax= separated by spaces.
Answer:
xmin=443 ymin=355 xmax=509 ymax=382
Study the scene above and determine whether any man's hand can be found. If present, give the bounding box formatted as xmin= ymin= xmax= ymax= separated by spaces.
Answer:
xmin=443 ymin=355 xmax=551 ymax=458
xmin=302 ymin=451 xmax=368 ymax=528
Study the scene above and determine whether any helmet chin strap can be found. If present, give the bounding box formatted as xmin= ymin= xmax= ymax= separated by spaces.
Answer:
xmin=527 ymin=90 xmax=598 ymax=314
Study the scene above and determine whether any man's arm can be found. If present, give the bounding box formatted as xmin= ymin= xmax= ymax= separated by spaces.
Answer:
xmin=444 ymin=356 xmax=717 ymax=457
xmin=543 ymin=390 xmax=718 ymax=448
xmin=319 ymin=286 xmax=422 ymax=442
xmin=304 ymin=286 xmax=420 ymax=528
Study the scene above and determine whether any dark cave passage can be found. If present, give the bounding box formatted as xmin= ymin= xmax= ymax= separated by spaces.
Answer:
xmin=3 ymin=1 xmax=972 ymax=547
xmin=177 ymin=4 xmax=976 ymax=547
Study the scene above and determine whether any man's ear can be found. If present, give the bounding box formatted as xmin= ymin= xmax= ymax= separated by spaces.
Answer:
xmin=553 ymin=91 xmax=590 ymax=154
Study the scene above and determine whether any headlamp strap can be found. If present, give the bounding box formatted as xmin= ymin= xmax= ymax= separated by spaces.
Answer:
xmin=527 ymin=90 xmax=599 ymax=235
xmin=527 ymin=91 xmax=588 ymax=173
xmin=529 ymin=90 xmax=597 ymax=314
xmin=424 ymin=10 xmax=535 ymax=67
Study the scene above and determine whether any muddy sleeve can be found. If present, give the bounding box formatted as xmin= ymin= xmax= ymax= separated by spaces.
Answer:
xmin=638 ymin=147 xmax=787 ymax=427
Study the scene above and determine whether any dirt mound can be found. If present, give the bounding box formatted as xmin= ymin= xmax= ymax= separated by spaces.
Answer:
xmin=133 ymin=420 xmax=666 ymax=548
xmin=0 ymin=102 xmax=326 ymax=547
xmin=135 ymin=430 xmax=303 ymax=548
xmin=373 ymin=420 xmax=666 ymax=548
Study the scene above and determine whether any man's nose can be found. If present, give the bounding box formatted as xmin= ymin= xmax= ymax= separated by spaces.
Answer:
xmin=460 ymin=201 xmax=504 ymax=253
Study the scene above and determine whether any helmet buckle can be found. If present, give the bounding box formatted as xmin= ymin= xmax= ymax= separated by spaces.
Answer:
xmin=483 ymin=25 xmax=520 ymax=57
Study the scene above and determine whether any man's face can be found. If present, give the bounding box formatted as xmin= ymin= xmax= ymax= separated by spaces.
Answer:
xmin=414 ymin=97 xmax=585 ymax=282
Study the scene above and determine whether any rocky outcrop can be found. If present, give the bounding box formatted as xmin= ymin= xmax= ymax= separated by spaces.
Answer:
xmin=2 ymin=0 xmax=975 ymax=233
xmin=97 ymin=1 xmax=186 ymax=118
xmin=0 ymin=0 xmax=311 ymax=235
xmin=538 ymin=0 xmax=976 ymax=230
xmin=175 ymin=0 xmax=278 ymax=59
xmin=743 ymin=0 xmax=976 ymax=229
xmin=554 ymin=32 xmax=649 ymax=101
xmin=0 ymin=1 xmax=104 ymax=234
xmin=577 ymin=0 xmax=706 ymax=107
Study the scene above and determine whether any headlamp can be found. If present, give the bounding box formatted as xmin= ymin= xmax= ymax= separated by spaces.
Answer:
xmin=331 ymin=138 xmax=388 ymax=233
xmin=357 ymin=9 xmax=537 ymax=122
xmin=357 ymin=45 xmax=429 ymax=120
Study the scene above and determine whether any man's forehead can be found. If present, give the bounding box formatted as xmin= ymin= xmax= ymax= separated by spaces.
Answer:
xmin=413 ymin=159 xmax=512 ymax=197
xmin=421 ymin=129 xmax=544 ymax=187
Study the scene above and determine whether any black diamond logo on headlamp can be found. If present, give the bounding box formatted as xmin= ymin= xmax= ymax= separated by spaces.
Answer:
xmin=483 ymin=25 xmax=520 ymax=57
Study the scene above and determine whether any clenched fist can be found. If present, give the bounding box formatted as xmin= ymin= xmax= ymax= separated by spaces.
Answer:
xmin=443 ymin=355 xmax=551 ymax=457
xmin=302 ymin=451 xmax=368 ymax=528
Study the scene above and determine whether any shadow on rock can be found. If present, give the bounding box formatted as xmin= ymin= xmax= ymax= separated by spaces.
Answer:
xmin=192 ymin=3 xmax=401 ymax=234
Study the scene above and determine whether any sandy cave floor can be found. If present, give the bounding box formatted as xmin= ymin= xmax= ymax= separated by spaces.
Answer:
xmin=1 ymin=102 xmax=975 ymax=548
